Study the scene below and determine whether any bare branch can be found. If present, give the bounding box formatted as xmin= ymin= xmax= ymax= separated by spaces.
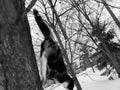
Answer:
xmin=17 ymin=0 xmax=37 ymax=24
xmin=22 ymin=0 xmax=37 ymax=17
xmin=26 ymin=0 xmax=37 ymax=12
xmin=59 ymin=7 xmax=73 ymax=17
xmin=94 ymin=0 xmax=120 ymax=9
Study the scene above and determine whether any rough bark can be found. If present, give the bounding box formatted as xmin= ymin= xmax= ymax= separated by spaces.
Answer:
xmin=0 ymin=0 xmax=43 ymax=90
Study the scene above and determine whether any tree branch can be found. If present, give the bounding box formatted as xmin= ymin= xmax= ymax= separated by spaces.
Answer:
xmin=26 ymin=0 xmax=37 ymax=12
xmin=17 ymin=0 xmax=37 ymax=24
xmin=94 ymin=0 xmax=120 ymax=9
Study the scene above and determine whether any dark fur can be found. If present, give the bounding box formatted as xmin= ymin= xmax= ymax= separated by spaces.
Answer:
xmin=33 ymin=9 xmax=74 ymax=90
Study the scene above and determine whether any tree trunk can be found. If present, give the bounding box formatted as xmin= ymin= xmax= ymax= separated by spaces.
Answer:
xmin=102 ymin=0 xmax=120 ymax=30
xmin=0 ymin=0 xmax=43 ymax=90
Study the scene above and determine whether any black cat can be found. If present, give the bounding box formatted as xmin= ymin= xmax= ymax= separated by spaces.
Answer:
xmin=33 ymin=9 xmax=74 ymax=90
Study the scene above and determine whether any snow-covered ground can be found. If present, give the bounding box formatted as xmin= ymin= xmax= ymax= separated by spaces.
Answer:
xmin=45 ymin=68 xmax=120 ymax=90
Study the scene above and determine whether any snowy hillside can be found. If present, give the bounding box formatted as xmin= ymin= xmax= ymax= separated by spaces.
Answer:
xmin=45 ymin=68 xmax=120 ymax=90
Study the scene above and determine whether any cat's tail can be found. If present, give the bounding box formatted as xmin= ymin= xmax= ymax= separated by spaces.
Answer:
xmin=33 ymin=9 xmax=51 ymax=39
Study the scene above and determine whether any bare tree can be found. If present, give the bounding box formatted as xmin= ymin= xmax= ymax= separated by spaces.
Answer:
xmin=71 ymin=0 xmax=120 ymax=76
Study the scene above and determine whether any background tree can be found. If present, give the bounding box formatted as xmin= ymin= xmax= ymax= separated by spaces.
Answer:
xmin=27 ymin=0 xmax=120 ymax=89
xmin=91 ymin=19 xmax=120 ymax=78
xmin=69 ymin=0 xmax=120 ymax=77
